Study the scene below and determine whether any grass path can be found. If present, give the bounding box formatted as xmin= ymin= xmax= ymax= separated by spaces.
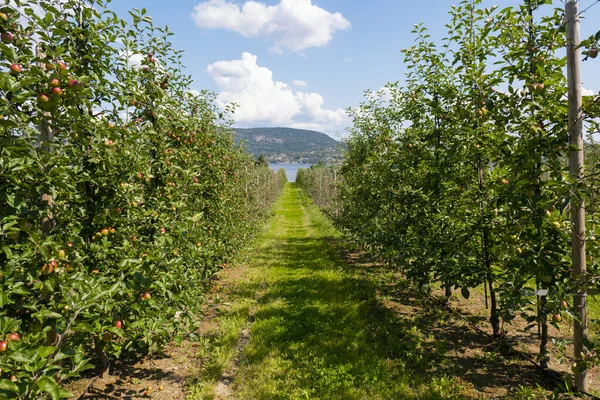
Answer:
xmin=186 ymin=183 xmax=553 ymax=400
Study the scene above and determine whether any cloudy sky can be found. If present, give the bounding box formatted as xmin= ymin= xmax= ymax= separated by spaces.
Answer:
xmin=109 ymin=0 xmax=600 ymax=139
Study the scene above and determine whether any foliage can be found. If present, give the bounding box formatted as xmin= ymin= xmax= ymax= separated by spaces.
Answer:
xmin=296 ymin=163 xmax=341 ymax=220
xmin=304 ymin=0 xmax=600 ymax=375
xmin=0 ymin=1 xmax=285 ymax=398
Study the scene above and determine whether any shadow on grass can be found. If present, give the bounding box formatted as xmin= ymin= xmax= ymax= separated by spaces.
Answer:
xmin=237 ymin=235 xmax=557 ymax=399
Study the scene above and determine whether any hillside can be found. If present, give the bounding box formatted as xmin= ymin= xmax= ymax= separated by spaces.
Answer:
xmin=234 ymin=127 xmax=345 ymax=164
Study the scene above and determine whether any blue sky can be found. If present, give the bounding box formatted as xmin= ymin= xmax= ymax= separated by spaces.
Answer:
xmin=109 ymin=0 xmax=600 ymax=138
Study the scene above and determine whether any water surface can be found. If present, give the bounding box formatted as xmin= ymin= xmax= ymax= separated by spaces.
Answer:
xmin=269 ymin=163 xmax=313 ymax=182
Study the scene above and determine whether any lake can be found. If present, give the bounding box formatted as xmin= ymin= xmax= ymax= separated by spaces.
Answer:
xmin=269 ymin=163 xmax=313 ymax=182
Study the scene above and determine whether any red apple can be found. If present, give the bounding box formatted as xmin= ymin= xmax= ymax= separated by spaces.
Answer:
xmin=45 ymin=63 xmax=55 ymax=70
xmin=7 ymin=333 xmax=20 ymax=341
xmin=141 ymin=292 xmax=151 ymax=300
xmin=9 ymin=63 xmax=21 ymax=74
xmin=0 ymin=341 xmax=7 ymax=352
xmin=39 ymin=94 xmax=50 ymax=103
xmin=501 ymin=179 xmax=509 ymax=185
xmin=1 ymin=32 xmax=13 ymax=44
xmin=50 ymin=78 xmax=60 ymax=87
xmin=101 ymin=228 xmax=109 ymax=236
xmin=57 ymin=61 xmax=67 ymax=70
xmin=114 ymin=320 xmax=123 ymax=329
xmin=67 ymin=79 xmax=79 ymax=87
xmin=590 ymin=47 xmax=598 ymax=59
xmin=552 ymin=313 xmax=562 ymax=323
xmin=51 ymin=87 xmax=62 ymax=96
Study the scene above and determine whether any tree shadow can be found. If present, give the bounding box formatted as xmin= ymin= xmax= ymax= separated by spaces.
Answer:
xmin=238 ymin=235 xmax=560 ymax=399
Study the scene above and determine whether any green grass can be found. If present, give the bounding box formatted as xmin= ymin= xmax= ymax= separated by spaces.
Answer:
xmin=186 ymin=183 xmax=468 ymax=399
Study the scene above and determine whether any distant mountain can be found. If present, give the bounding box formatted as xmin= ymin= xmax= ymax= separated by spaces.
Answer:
xmin=233 ymin=127 xmax=344 ymax=164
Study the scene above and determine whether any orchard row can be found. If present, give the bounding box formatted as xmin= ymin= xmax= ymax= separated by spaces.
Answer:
xmin=299 ymin=0 xmax=600 ymax=386
xmin=0 ymin=1 xmax=285 ymax=399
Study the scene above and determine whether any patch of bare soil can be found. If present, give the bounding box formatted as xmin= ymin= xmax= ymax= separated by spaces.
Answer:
xmin=332 ymin=239 xmax=596 ymax=399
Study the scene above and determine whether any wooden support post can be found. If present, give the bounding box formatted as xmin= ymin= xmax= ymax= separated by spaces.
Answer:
xmin=566 ymin=1 xmax=587 ymax=390
xmin=37 ymin=47 xmax=54 ymax=233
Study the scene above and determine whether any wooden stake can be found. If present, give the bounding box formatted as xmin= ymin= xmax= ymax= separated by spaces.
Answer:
xmin=37 ymin=47 xmax=54 ymax=234
xmin=566 ymin=1 xmax=588 ymax=391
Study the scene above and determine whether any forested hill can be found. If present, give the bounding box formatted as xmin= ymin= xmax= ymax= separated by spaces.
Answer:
xmin=233 ymin=127 xmax=344 ymax=164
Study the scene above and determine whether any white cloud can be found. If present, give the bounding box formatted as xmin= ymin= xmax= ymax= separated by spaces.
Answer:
xmin=583 ymin=87 xmax=597 ymax=96
xmin=206 ymin=52 xmax=349 ymax=135
xmin=292 ymin=80 xmax=307 ymax=87
xmin=191 ymin=0 xmax=350 ymax=53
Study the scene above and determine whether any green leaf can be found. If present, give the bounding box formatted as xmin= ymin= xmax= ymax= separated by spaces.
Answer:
xmin=34 ymin=310 xmax=64 ymax=322
xmin=37 ymin=375 xmax=60 ymax=400
xmin=0 ymin=292 xmax=11 ymax=307
xmin=0 ymin=379 xmax=19 ymax=393
xmin=37 ymin=346 xmax=56 ymax=359
xmin=9 ymin=349 xmax=34 ymax=364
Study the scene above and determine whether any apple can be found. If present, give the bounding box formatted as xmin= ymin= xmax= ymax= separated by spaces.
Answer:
xmin=137 ymin=172 xmax=143 ymax=179
xmin=67 ymin=79 xmax=79 ymax=87
xmin=141 ymin=292 xmax=151 ymax=300
xmin=57 ymin=61 xmax=67 ymax=70
xmin=109 ymin=227 xmax=116 ymax=234
xmin=58 ymin=249 xmax=66 ymax=258
xmin=501 ymin=179 xmax=509 ymax=185
xmin=546 ymin=210 xmax=552 ymax=217
xmin=9 ymin=375 xmax=17 ymax=383
xmin=101 ymin=228 xmax=109 ymax=236
xmin=0 ymin=341 xmax=7 ymax=352
xmin=0 ymin=12 xmax=8 ymax=22
xmin=39 ymin=94 xmax=50 ymax=103
xmin=114 ymin=320 xmax=123 ymax=329
xmin=561 ymin=300 xmax=568 ymax=309
xmin=42 ymin=262 xmax=55 ymax=274
xmin=102 ymin=332 xmax=112 ymax=342
xmin=159 ymin=228 xmax=166 ymax=234
xmin=108 ymin=122 xmax=115 ymax=129
xmin=51 ymin=87 xmax=62 ymax=96
xmin=590 ymin=47 xmax=598 ymax=59
xmin=1 ymin=32 xmax=13 ymax=44
xmin=7 ymin=333 xmax=20 ymax=341
xmin=9 ymin=63 xmax=21 ymax=74
xmin=45 ymin=63 xmax=55 ymax=70
xmin=50 ymin=78 xmax=60 ymax=87
xmin=552 ymin=313 xmax=562 ymax=323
